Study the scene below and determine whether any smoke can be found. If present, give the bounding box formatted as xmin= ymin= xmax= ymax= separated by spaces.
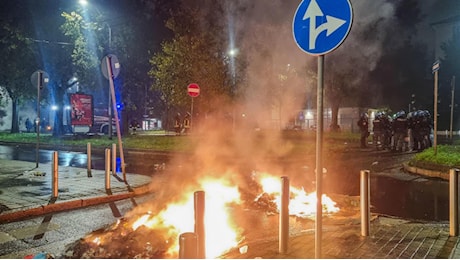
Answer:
xmin=119 ymin=3 xmax=454 ymax=256
xmin=336 ymin=1 xmax=396 ymax=72
xmin=230 ymin=0 xmax=443 ymax=105
xmin=139 ymin=0 xmax=443 ymax=200
xmin=131 ymin=0 xmax=445 ymax=230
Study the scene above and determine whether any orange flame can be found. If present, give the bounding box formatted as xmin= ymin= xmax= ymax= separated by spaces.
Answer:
xmin=85 ymin=173 xmax=340 ymax=258
xmin=258 ymin=174 xmax=339 ymax=218
xmin=129 ymin=177 xmax=242 ymax=258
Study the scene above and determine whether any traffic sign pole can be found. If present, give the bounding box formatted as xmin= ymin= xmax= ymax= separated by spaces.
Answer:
xmin=434 ymin=69 xmax=438 ymax=155
xmin=36 ymin=72 xmax=41 ymax=168
xmin=187 ymin=83 xmax=200 ymax=132
xmin=103 ymin=55 xmax=126 ymax=183
xmin=293 ymin=0 xmax=352 ymax=258
xmin=190 ymin=97 xmax=194 ymax=130
xmin=315 ymin=55 xmax=324 ymax=258
xmin=30 ymin=70 xmax=49 ymax=168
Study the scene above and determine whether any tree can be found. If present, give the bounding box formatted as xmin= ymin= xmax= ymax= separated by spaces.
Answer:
xmin=60 ymin=11 xmax=101 ymax=90
xmin=61 ymin=1 xmax=167 ymax=133
xmin=148 ymin=0 xmax=236 ymax=129
xmin=0 ymin=12 xmax=37 ymax=133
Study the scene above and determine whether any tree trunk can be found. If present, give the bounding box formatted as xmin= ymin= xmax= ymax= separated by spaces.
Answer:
xmin=10 ymin=97 xmax=20 ymax=133
xmin=330 ymin=103 xmax=340 ymax=132
xmin=52 ymin=83 xmax=66 ymax=137
xmin=52 ymin=107 xmax=64 ymax=137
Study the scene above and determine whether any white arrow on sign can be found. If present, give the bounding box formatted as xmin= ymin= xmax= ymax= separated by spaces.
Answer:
xmin=303 ymin=0 xmax=346 ymax=50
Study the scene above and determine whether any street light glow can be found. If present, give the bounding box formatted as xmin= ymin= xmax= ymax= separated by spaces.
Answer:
xmin=228 ymin=48 xmax=238 ymax=57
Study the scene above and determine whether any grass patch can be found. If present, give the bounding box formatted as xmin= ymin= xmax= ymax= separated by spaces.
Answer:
xmin=0 ymin=132 xmax=195 ymax=152
xmin=410 ymin=145 xmax=460 ymax=171
xmin=0 ymin=130 xmax=358 ymax=155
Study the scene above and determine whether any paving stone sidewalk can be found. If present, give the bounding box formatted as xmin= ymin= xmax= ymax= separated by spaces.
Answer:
xmin=221 ymin=216 xmax=460 ymax=259
xmin=0 ymin=159 xmax=152 ymax=223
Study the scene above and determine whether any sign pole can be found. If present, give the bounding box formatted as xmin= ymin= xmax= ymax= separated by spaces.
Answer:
xmin=292 ymin=1 xmax=352 ymax=257
xmin=190 ymin=97 xmax=194 ymax=130
xmin=187 ymin=83 xmax=200 ymax=132
xmin=433 ymin=64 xmax=439 ymax=155
xmin=104 ymin=56 xmax=126 ymax=182
xmin=315 ymin=55 xmax=324 ymax=258
xmin=450 ymin=76 xmax=455 ymax=140
xmin=36 ymin=72 xmax=41 ymax=168
xmin=31 ymin=70 xmax=48 ymax=168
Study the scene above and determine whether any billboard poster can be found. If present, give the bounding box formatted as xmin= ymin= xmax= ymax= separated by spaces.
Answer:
xmin=70 ymin=93 xmax=93 ymax=126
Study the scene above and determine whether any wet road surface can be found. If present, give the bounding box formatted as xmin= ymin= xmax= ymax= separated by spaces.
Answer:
xmin=0 ymin=144 xmax=455 ymax=221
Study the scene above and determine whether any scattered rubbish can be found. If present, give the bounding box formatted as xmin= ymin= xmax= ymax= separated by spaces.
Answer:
xmin=24 ymin=252 xmax=54 ymax=259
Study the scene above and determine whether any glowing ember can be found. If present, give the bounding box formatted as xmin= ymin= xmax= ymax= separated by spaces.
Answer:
xmin=91 ymin=236 xmax=101 ymax=246
xmin=257 ymin=174 xmax=340 ymax=218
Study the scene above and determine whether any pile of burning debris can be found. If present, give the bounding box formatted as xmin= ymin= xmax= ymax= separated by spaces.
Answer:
xmin=62 ymin=171 xmax=356 ymax=258
xmin=63 ymin=218 xmax=171 ymax=258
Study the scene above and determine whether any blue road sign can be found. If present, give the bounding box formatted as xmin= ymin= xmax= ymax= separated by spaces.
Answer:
xmin=293 ymin=0 xmax=353 ymax=55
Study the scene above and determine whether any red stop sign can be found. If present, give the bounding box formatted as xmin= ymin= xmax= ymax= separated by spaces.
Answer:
xmin=187 ymin=83 xmax=200 ymax=97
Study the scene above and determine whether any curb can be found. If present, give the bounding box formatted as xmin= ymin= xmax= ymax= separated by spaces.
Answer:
xmin=0 ymin=184 xmax=152 ymax=224
xmin=403 ymin=162 xmax=449 ymax=181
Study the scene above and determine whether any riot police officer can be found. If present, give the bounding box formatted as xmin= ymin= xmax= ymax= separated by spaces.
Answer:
xmin=392 ymin=110 xmax=408 ymax=152
xmin=373 ymin=112 xmax=385 ymax=150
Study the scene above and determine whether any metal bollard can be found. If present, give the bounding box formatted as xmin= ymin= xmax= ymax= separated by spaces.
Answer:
xmin=111 ymin=143 xmax=117 ymax=175
xmin=87 ymin=142 xmax=92 ymax=177
xmin=450 ymin=169 xmax=459 ymax=236
xmin=194 ymin=191 xmax=205 ymax=259
xmin=52 ymin=151 xmax=58 ymax=198
xmin=105 ymin=148 xmax=111 ymax=190
xmin=360 ymin=170 xmax=370 ymax=236
xmin=179 ymin=232 xmax=198 ymax=259
xmin=279 ymin=176 xmax=289 ymax=254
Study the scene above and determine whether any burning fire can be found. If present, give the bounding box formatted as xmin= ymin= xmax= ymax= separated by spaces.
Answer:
xmin=120 ymin=177 xmax=242 ymax=258
xmin=256 ymin=173 xmax=340 ymax=218
xmin=82 ymin=173 xmax=339 ymax=258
